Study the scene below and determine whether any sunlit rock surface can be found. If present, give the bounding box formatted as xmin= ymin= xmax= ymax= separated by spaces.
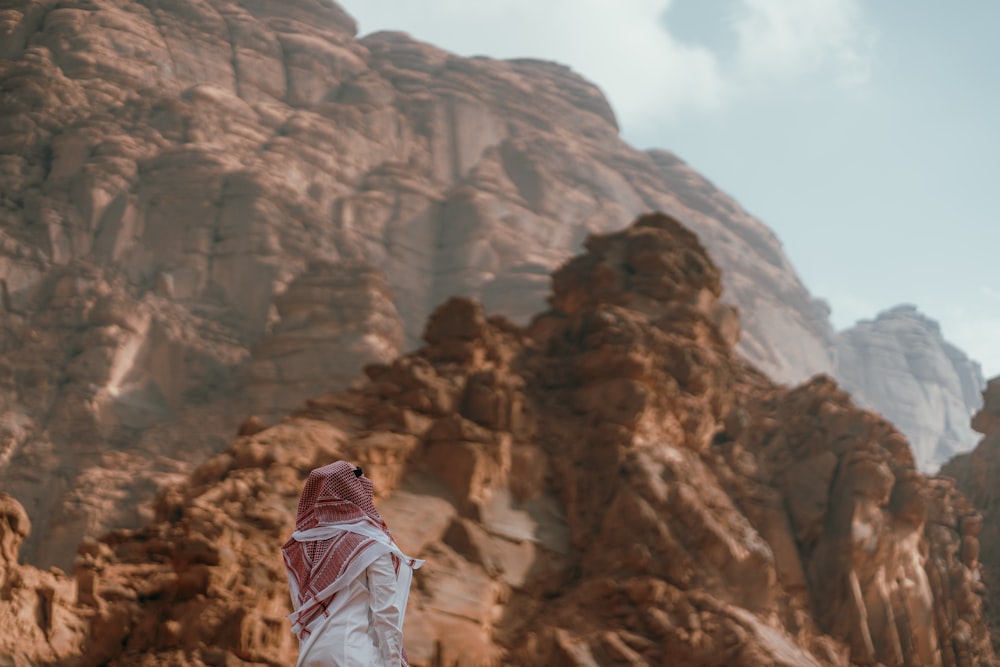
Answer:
xmin=943 ymin=377 xmax=1000 ymax=655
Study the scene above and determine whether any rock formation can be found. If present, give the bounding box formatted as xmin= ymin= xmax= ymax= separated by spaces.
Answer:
xmin=0 ymin=492 xmax=88 ymax=666
xmin=1 ymin=214 xmax=994 ymax=666
xmin=837 ymin=305 xmax=985 ymax=470
xmin=943 ymin=377 xmax=1000 ymax=653
xmin=0 ymin=0 xmax=982 ymax=570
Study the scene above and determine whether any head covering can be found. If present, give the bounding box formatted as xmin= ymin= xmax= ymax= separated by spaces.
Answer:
xmin=282 ymin=461 xmax=408 ymax=642
xmin=292 ymin=460 xmax=386 ymax=532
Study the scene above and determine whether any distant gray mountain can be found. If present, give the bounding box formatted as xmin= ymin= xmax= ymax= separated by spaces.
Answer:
xmin=834 ymin=305 xmax=984 ymax=470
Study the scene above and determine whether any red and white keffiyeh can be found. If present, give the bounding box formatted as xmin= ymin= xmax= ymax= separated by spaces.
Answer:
xmin=282 ymin=461 xmax=421 ymax=654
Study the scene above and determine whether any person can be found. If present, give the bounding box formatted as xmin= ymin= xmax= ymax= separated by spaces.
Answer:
xmin=282 ymin=461 xmax=423 ymax=667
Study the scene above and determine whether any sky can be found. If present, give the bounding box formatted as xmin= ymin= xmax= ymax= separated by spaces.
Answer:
xmin=338 ymin=0 xmax=1000 ymax=378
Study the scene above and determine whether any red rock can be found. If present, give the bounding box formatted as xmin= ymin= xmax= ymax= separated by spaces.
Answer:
xmin=943 ymin=377 xmax=1000 ymax=655
xmin=0 ymin=217 xmax=980 ymax=665
xmin=0 ymin=0 xmax=994 ymax=661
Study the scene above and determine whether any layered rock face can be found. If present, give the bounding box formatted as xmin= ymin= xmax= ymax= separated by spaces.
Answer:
xmin=0 ymin=0 xmax=981 ymax=567
xmin=1 ymin=215 xmax=994 ymax=666
xmin=837 ymin=306 xmax=985 ymax=470
xmin=943 ymin=377 xmax=1000 ymax=651
xmin=0 ymin=492 xmax=88 ymax=666
xmin=245 ymin=259 xmax=405 ymax=421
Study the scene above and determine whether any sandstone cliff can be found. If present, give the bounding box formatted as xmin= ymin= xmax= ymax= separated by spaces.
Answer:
xmin=1 ymin=214 xmax=994 ymax=666
xmin=943 ymin=377 xmax=1000 ymax=653
xmin=0 ymin=0 xmax=982 ymax=569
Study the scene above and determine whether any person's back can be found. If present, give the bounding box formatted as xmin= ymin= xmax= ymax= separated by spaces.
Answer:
xmin=282 ymin=462 xmax=422 ymax=667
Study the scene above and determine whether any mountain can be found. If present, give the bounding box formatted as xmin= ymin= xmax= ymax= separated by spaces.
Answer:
xmin=0 ymin=0 xmax=982 ymax=571
xmin=0 ymin=214 xmax=995 ymax=666
xmin=836 ymin=305 xmax=985 ymax=471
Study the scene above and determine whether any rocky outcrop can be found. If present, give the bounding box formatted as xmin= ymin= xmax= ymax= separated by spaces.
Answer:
xmin=943 ymin=377 xmax=1000 ymax=652
xmin=0 ymin=0 xmax=981 ymax=568
xmin=0 ymin=492 xmax=88 ymax=666
xmin=836 ymin=305 xmax=985 ymax=470
xmin=2 ymin=214 xmax=992 ymax=666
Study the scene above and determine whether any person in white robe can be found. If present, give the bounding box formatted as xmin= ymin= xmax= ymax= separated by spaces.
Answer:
xmin=282 ymin=461 xmax=423 ymax=667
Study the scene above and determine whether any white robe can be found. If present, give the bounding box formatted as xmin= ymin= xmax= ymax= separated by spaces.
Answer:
xmin=295 ymin=552 xmax=416 ymax=667
xmin=289 ymin=518 xmax=421 ymax=667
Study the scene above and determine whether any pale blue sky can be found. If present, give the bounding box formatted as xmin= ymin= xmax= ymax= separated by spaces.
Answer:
xmin=338 ymin=0 xmax=1000 ymax=377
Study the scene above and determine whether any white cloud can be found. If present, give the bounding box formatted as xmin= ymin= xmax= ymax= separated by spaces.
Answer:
xmin=338 ymin=0 xmax=876 ymax=129
xmin=731 ymin=0 xmax=875 ymax=87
